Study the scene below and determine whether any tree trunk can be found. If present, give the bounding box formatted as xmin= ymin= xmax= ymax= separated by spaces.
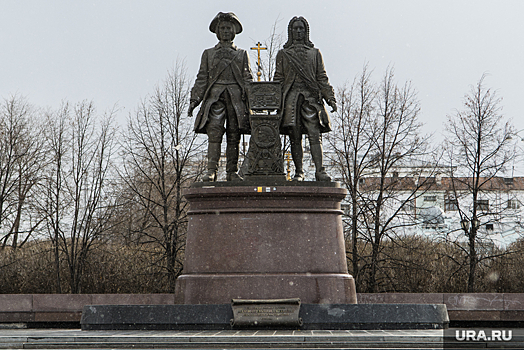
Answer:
xmin=467 ymin=227 xmax=477 ymax=292
xmin=351 ymin=192 xmax=359 ymax=292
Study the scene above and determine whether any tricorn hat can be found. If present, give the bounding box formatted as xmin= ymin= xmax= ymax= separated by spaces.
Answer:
xmin=209 ymin=12 xmax=243 ymax=34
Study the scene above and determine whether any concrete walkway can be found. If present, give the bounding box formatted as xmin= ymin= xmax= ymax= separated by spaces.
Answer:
xmin=0 ymin=328 xmax=445 ymax=349
xmin=2 ymin=328 xmax=524 ymax=349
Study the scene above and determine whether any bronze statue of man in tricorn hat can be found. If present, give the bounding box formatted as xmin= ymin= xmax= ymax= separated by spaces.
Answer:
xmin=188 ymin=12 xmax=253 ymax=181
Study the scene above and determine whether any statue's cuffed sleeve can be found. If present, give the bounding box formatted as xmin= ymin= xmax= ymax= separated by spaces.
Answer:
xmin=315 ymin=49 xmax=335 ymax=103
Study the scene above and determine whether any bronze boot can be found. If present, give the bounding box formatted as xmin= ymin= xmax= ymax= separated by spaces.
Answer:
xmin=226 ymin=142 xmax=243 ymax=181
xmin=293 ymin=167 xmax=305 ymax=181
xmin=311 ymin=143 xmax=332 ymax=182
xmin=202 ymin=142 xmax=221 ymax=182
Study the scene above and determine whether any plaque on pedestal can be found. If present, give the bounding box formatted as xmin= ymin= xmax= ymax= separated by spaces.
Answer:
xmin=230 ymin=298 xmax=303 ymax=328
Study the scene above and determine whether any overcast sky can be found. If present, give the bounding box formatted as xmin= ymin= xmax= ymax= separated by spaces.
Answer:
xmin=2 ymin=0 xmax=524 ymax=168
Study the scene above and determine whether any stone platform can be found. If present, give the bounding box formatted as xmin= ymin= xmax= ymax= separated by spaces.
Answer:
xmin=80 ymin=303 xmax=449 ymax=330
xmin=175 ymin=181 xmax=356 ymax=305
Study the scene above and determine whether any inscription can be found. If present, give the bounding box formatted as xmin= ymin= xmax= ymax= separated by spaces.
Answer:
xmin=254 ymin=94 xmax=279 ymax=108
xmin=237 ymin=305 xmax=294 ymax=317
xmin=247 ymin=82 xmax=281 ymax=110
xmin=231 ymin=298 xmax=302 ymax=328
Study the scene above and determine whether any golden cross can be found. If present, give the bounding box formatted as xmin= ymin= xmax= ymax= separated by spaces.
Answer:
xmin=250 ymin=42 xmax=267 ymax=81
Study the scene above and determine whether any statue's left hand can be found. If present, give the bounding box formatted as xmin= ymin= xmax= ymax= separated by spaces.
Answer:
xmin=328 ymin=99 xmax=337 ymax=113
xmin=188 ymin=101 xmax=198 ymax=117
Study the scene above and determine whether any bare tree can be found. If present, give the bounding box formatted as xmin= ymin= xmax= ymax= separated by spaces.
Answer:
xmin=445 ymin=74 xmax=516 ymax=292
xmin=329 ymin=67 xmax=436 ymax=292
xmin=362 ymin=68 xmax=436 ymax=292
xmin=40 ymin=101 xmax=117 ymax=293
xmin=40 ymin=104 xmax=68 ymax=292
xmin=250 ymin=16 xmax=285 ymax=82
xmin=326 ymin=65 xmax=377 ymax=291
xmin=119 ymin=61 xmax=204 ymax=291
xmin=0 ymin=95 xmax=46 ymax=249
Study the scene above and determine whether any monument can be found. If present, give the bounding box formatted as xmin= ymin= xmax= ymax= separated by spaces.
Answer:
xmin=81 ymin=14 xmax=449 ymax=331
xmin=174 ymin=14 xmax=356 ymax=306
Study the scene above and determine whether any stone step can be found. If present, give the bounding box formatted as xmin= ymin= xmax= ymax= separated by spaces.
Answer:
xmin=0 ymin=329 xmax=443 ymax=349
xmin=1 ymin=329 xmax=523 ymax=349
xmin=0 ymin=344 xmax=445 ymax=349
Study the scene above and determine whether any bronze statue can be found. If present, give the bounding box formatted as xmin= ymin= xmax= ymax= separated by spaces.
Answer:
xmin=274 ymin=16 xmax=337 ymax=181
xmin=188 ymin=12 xmax=253 ymax=181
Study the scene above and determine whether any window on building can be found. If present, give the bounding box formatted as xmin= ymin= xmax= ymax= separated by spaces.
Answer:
xmin=424 ymin=195 xmax=437 ymax=203
xmin=444 ymin=197 xmax=459 ymax=211
xmin=475 ymin=199 xmax=489 ymax=212
xmin=486 ymin=223 xmax=494 ymax=231
xmin=507 ymin=199 xmax=521 ymax=210
xmin=404 ymin=199 xmax=416 ymax=212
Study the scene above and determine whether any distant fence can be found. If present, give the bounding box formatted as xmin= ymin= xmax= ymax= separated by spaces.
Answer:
xmin=1 ymin=293 xmax=523 ymax=326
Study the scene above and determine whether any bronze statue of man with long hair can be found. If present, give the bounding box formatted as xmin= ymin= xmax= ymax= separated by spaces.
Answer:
xmin=274 ymin=16 xmax=337 ymax=181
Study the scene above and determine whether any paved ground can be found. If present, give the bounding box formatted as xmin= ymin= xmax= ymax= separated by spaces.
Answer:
xmin=0 ymin=328 xmax=522 ymax=349
xmin=0 ymin=328 xmax=446 ymax=349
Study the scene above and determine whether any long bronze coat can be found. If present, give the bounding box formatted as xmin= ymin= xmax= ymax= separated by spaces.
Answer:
xmin=190 ymin=43 xmax=253 ymax=134
xmin=274 ymin=45 xmax=335 ymax=133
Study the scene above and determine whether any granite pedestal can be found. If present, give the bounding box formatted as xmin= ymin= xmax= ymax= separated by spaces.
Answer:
xmin=174 ymin=181 xmax=357 ymax=305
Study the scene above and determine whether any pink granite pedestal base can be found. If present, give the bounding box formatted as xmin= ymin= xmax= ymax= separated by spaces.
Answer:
xmin=174 ymin=183 xmax=357 ymax=305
